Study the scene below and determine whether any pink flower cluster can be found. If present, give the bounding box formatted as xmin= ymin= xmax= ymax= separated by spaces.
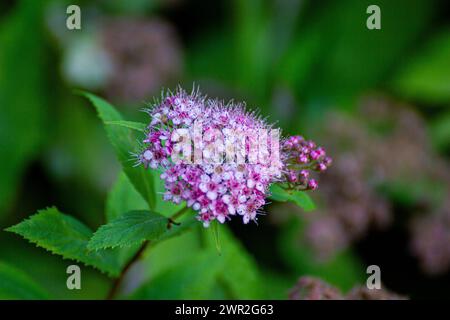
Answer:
xmin=137 ymin=88 xmax=330 ymax=227
xmin=282 ymin=136 xmax=332 ymax=190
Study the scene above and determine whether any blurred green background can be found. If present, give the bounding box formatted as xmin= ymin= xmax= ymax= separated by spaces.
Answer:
xmin=0 ymin=0 xmax=450 ymax=299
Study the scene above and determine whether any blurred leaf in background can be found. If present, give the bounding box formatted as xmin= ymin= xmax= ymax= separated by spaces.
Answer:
xmin=431 ymin=112 xmax=450 ymax=153
xmin=0 ymin=261 xmax=50 ymax=299
xmin=44 ymin=96 xmax=120 ymax=227
xmin=391 ymin=28 xmax=450 ymax=152
xmin=280 ymin=0 xmax=436 ymax=115
xmin=0 ymin=0 xmax=50 ymax=222
xmin=393 ymin=30 xmax=450 ymax=105
xmin=188 ymin=0 xmax=437 ymax=131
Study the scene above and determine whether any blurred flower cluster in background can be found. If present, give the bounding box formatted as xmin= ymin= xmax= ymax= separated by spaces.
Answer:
xmin=1 ymin=0 xmax=450 ymax=299
xmin=289 ymin=276 xmax=407 ymax=300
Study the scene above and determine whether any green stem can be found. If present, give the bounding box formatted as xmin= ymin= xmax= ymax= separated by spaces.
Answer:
xmin=106 ymin=240 xmax=149 ymax=300
xmin=167 ymin=206 xmax=190 ymax=228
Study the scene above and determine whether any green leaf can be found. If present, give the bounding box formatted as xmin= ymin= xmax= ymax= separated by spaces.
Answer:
xmin=6 ymin=207 xmax=123 ymax=277
xmin=204 ymin=224 xmax=265 ymax=299
xmin=269 ymin=183 xmax=316 ymax=211
xmin=81 ymin=92 xmax=184 ymax=217
xmin=105 ymin=120 xmax=146 ymax=132
xmin=132 ymin=224 xmax=265 ymax=299
xmin=141 ymin=226 xmax=202 ymax=279
xmin=393 ymin=30 xmax=450 ymax=104
xmin=80 ymin=92 xmax=156 ymax=210
xmin=130 ymin=251 xmax=222 ymax=299
xmin=0 ymin=239 xmax=112 ymax=299
xmin=88 ymin=210 xmax=168 ymax=250
xmin=106 ymin=172 xmax=148 ymax=222
xmin=88 ymin=210 xmax=196 ymax=251
xmin=103 ymin=173 xmax=194 ymax=266
xmin=105 ymin=172 xmax=149 ymax=268
xmin=0 ymin=261 xmax=50 ymax=299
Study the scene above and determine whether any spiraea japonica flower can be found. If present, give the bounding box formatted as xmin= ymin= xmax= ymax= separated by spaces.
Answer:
xmin=137 ymin=87 xmax=331 ymax=227
xmin=282 ymin=135 xmax=332 ymax=191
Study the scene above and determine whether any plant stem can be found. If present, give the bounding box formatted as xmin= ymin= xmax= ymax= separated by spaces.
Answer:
xmin=106 ymin=240 xmax=149 ymax=300
xmin=105 ymin=206 xmax=190 ymax=300
xmin=167 ymin=206 xmax=190 ymax=228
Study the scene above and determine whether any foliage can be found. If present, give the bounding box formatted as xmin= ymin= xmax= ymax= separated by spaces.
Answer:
xmin=106 ymin=172 xmax=148 ymax=222
xmin=88 ymin=210 xmax=195 ymax=250
xmin=0 ymin=262 xmax=50 ymax=299
xmin=393 ymin=30 xmax=450 ymax=105
xmin=80 ymin=92 xmax=158 ymax=210
xmin=1 ymin=0 xmax=449 ymax=300
xmin=6 ymin=208 xmax=126 ymax=277
xmin=269 ymin=184 xmax=316 ymax=212
xmin=0 ymin=0 xmax=49 ymax=220
xmin=133 ymin=224 xmax=266 ymax=299
xmin=4 ymin=91 xmax=280 ymax=299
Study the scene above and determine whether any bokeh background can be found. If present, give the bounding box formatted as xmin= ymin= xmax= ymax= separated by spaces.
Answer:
xmin=1 ymin=0 xmax=450 ymax=299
